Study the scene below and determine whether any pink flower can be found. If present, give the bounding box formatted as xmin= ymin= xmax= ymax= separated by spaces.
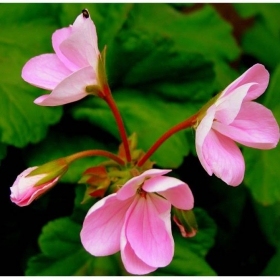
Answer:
xmin=80 ymin=169 xmax=194 ymax=275
xmin=10 ymin=167 xmax=62 ymax=206
xmin=196 ymin=64 xmax=280 ymax=186
xmin=22 ymin=10 xmax=100 ymax=106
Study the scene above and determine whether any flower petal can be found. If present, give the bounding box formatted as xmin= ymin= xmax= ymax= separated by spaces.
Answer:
xmin=143 ymin=176 xmax=194 ymax=210
xmin=125 ymin=194 xmax=173 ymax=267
xmin=215 ymin=83 xmax=256 ymax=125
xmin=213 ymin=102 xmax=280 ymax=149
xmin=22 ymin=54 xmax=72 ymax=90
xmin=52 ymin=27 xmax=80 ymax=72
xmin=59 ymin=15 xmax=99 ymax=69
xmin=34 ymin=66 xmax=96 ymax=106
xmin=196 ymin=105 xmax=216 ymax=176
xmin=80 ymin=193 xmax=133 ymax=256
xmin=117 ymin=169 xmax=171 ymax=201
xmin=202 ymin=129 xmax=245 ymax=186
xmin=221 ymin=64 xmax=269 ymax=101
xmin=120 ymin=198 xmax=157 ymax=275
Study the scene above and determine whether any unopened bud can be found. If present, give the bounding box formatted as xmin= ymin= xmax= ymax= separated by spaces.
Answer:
xmin=173 ymin=208 xmax=198 ymax=238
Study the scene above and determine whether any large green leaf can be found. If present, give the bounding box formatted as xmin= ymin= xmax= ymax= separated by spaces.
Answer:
xmin=0 ymin=4 xmax=62 ymax=148
xmin=234 ymin=4 xmax=280 ymax=69
xmin=244 ymin=65 xmax=280 ymax=205
xmin=261 ymin=248 xmax=280 ymax=276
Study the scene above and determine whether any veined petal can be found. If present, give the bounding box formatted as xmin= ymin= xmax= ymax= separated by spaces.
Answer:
xmin=117 ymin=169 xmax=171 ymax=201
xmin=120 ymin=198 xmax=157 ymax=275
xmin=213 ymin=102 xmax=280 ymax=149
xmin=52 ymin=27 xmax=80 ymax=72
xmin=22 ymin=54 xmax=72 ymax=90
xmin=221 ymin=64 xmax=269 ymax=101
xmin=202 ymin=129 xmax=245 ymax=186
xmin=34 ymin=66 xmax=97 ymax=106
xmin=143 ymin=176 xmax=194 ymax=210
xmin=215 ymin=83 xmax=256 ymax=125
xmin=60 ymin=15 xmax=99 ymax=69
xmin=196 ymin=105 xmax=216 ymax=176
xmin=80 ymin=193 xmax=133 ymax=256
xmin=125 ymin=194 xmax=173 ymax=267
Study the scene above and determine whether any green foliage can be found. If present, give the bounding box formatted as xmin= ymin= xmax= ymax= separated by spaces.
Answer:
xmin=0 ymin=3 xmax=62 ymax=150
xmin=234 ymin=3 xmax=280 ymax=69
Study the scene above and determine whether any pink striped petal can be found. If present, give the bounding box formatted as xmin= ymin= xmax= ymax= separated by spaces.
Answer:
xmin=125 ymin=194 xmax=173 ymax=267
xmin=202 ymin=129 xmax=245 ymax=186
xmin=52 ymin=27 xmax=80 ymax=72
xmin=221 ymin=64 xmax=269 ymax=101
xmin=22 ymin=54 xmax=72 ymax=90
xmin=59 ymin=15 xmax=99 ymax=69
xmin=142 ymin=176 xmax=194 ymax=210
xmin=213 ymin=102 xmax=280 ymax=149
xmin=215 ymin=83 xmax=256 ymax=125
xmin=117 ymin=169 xmax=171 ymax=201
xmin=34 ymin=66 xmax=96 ymax=106
xmin=80 ymin=193 xmax=132 ymax=256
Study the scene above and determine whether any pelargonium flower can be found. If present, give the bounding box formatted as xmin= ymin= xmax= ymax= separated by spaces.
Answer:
xmin=81 ymin=169 xmax=194 ymax=275
xmin=10 ymin=166 xmax=64 ymax=207
xmin=22 ymin=9 xmax=100 ymax=106
xmin=195 ymin=63 xmax=280 ymax=186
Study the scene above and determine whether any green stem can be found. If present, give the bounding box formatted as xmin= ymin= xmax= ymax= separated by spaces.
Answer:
xmin=104 ymin=91 xmax=132 ymax=163
xmin=65 ymin=149 xmax=125 ymax=166
xmin=137 ymin=113 xmax=199 ymax=167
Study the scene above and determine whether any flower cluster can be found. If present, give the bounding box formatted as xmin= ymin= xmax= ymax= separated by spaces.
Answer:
xmin=10 ymin=9 xmax=279 ymax=275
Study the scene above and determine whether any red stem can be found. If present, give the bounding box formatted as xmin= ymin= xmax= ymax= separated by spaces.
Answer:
xmin=104 ymin=91 xmax=131 ymax=163
xmin=137 ymin=113 xmax=199 ymax=167
xmin=66 ymin=149 xmax=125 ymax=166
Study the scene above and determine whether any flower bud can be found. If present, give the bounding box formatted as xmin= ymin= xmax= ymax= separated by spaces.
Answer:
xmin=173 ymin=208 xmax=198 ymax=238
xmin=10 ymin=159 xmax=68 ymax=207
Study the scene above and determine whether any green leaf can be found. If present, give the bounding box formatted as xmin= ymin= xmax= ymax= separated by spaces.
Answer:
xmin=25 ymin=131 xmax=111 ymax=184
xmin=105 ymin=4 xmax=239 ymax=91
xmin=235 ymin=4 xmax=280 ymax=68
xmin=0 ymin=143 xmax=7 ymax=165
xmin=25 ymin=216 xmax=118 ymax=276
xmin=244 ymin=64 xmax=280 ymax=205
xmin=0 ymin=4 xmax=62 ymax=148
xmin=72 ymin=89 xmax=200 ymax=168
xmin=261 ymin=249 xmax=280 ymax=276
xmin=151 ymin=208 xmax=217 ymax=276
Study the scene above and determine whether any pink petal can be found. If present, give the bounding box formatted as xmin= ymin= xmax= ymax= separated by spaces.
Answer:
xmin=221 ymin=64 xmax=269 ymax=101
xmin=22 ymin=54 xmax=72 ymax=90
xmin=59 ymin=15 xmax=99 ymax=69
xmin=117 ymin=169 xmax=171 ymax=201
xmin=202 ymin=129 xmax=245 ymax=186
xmin=80 ymin=193 xmax=133 ymax=256
xmin=143 ymin=176 xmax=194 ymax=210
xmin=52 ymin=27 xmax=80 ymax=72
xmin=121 ymin=235 xmax=157 ymax=275
xmin=125 ymin=194 xmax=174 ymax=267
xmin=215 ymin=83 xmax=256 ymax=125
xmin=213 ymin=102 xmax=280 ymax=149
xmin=34 ymin=66 xmax=96 ymax=106
xmin=195 ymin=105 xmax=216 ymax=176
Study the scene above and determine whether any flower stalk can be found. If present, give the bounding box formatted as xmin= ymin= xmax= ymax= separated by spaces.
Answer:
xmin=137 ymin=113 xmax=199 ymax=167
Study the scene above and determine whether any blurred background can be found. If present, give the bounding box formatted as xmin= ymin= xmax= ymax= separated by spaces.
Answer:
xmin=1 ymin=3 xmax=280 ymax=276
